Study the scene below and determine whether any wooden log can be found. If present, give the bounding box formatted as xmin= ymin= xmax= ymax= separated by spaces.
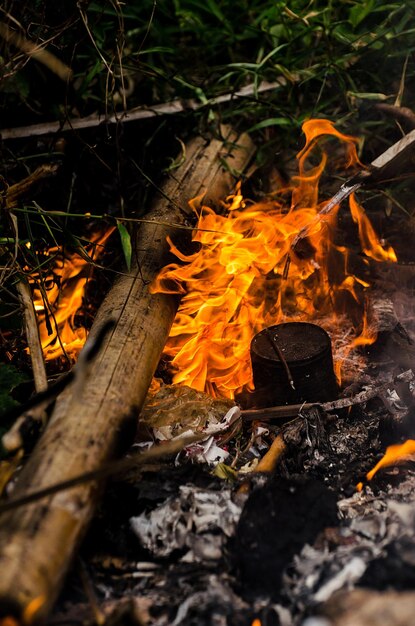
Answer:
xmin=0 ymin=127 xmax=255 ymax=623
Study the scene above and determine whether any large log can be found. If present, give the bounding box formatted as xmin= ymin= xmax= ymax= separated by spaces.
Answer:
xmin=0 ymin=127 xmax=255 ymax=623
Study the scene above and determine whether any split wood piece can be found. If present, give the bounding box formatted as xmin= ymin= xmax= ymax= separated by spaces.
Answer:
xmin=0 ymin=127 xmax=255 ymax=624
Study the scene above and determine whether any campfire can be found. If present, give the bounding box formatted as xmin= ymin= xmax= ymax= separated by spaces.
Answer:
xmin=30 ymin=227 xmax=114 ymax=362
xmin=151 ymin=119 xmax=395 ymax=397
xmin=2 ymin=122 xmax=415 ymax=626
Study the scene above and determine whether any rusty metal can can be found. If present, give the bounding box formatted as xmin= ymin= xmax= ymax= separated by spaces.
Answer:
xmin=250 ymin=322 xmax=338 ymax=407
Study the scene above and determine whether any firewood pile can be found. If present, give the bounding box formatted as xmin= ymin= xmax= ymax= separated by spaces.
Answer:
xmin=2 ymin=121 xmax=415 ymax=626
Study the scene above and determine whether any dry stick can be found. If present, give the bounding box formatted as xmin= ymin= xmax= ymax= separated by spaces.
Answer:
xmin=77 ymin=559 xmax=105 ymax=626
xmin=5 ymin=164 xmax=59 ymax=209
xmin=0 ymin=80 xmax=281 ymax=141
xmin=375 ymin=102 xmax=415 ymax=131
xmin=1 ymin=52 xmax=362 ymax=142
xmin=0 ymin=434 xmax=203 ymax=515
xmin=2 ymin=165 xmax=60 ymax=452
xmin=15 ymin=281 xmax=47 ymax=393
xmin=3 ymin=282 xmax=49 ymax=453
xmin=0 ymin=22 xmax=72 ymax=82
xmin=0 ymin=127 xmax=255 ymax=624
xmin=241 ymin=369 xmax=414 ymax=422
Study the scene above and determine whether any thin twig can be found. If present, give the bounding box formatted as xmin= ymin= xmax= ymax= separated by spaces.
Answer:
xmin=0 ymin=21 xmax=72 ymax=82
xmin=77 ymin=2 xmax=113 ymax=78
xmin=264 ymin=326 xmax=295 ymax=390
xmin=375 ymin=102 xmax=415 ymax=131
xmin=0 ymin=434 xmax=204 ymax=514
xmin=3 ymin=281 xmax=49 ymax=452
xmin=241 ymin=369 xmax=414 ymax=421
xmin=0 ymin=80 xmax=282 ymax=140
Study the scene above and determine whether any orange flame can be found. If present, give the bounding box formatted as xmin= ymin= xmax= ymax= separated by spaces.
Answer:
xmin=22 ymin=596 xmax=46 ymax=625
xmin=358 ymin=439 xmax=415 ymax=491
xmin=32 ymin=228 xmax=114 ymax=362
xmin=0 ymin=596 xmax=46 ymax=626
xmin=152 ymin=119 xmax=396 ymax=398
xmin=349 ymin=193 xmax=397 ymax=263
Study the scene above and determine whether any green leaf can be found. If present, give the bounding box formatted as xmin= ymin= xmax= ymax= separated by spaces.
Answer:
xmin=212 ymin=462 xmax=238 ymax=481
xmin=349 ymin=0 xmax=375 ymax=28
xmin=247 ymin=117 xmax=291 ymax=133
xmin=137 ymin=47 xmax=175 ymax=56
xmin=117 ymin=222 xmax=132 ymax=272
xmin=347 ymin=91 xmax=391 ymax=101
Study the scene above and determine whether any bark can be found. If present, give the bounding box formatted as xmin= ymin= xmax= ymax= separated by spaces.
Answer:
xmin=0 ymin=127 xmax=255 ymax=623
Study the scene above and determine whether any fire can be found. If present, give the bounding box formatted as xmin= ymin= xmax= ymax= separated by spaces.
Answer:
xmin=32 ymin=228 xmax=114 ymax=362
xmin=22 ymin=596 xmax=46 ymax=625
xmin=349 ymin=194 xmax=396 ymax=263
xmin=152 ymin=119 xmax=396 ymax=398
xmin=0 ymin=596 xmax=46 ymax=626
xmin=358 ymin=439 xmax=415 ymax=491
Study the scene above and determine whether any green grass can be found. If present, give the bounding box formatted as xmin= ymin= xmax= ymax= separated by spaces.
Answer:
xmin=1 ymin=1 xmax=415 ymax=130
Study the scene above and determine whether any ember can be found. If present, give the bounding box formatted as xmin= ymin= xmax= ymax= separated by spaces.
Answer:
xmin=31 ymin=228 xmax=114 ymax=362
xmin=152 ymin=119 xmax=396 ymax=398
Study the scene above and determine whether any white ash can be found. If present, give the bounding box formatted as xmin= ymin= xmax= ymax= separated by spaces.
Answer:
xmin=169 ymin=575 xmax=248 ymax=626
xmin=130 ymin=485 xmax=245 ymax=562
xmin=282 ymin=471 xmax=415 ymax=611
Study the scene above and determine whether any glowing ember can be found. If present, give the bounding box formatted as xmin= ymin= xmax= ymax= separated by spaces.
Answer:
xmin=152 ymin=119 xmax=396 ymax=398
xmin=32 ymin=228 xmax=114 ymax=361
xmin=357 ymin=439 xmax=415 ymax=491
xmin=22 ymin=595 xmax=46 ymax=625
